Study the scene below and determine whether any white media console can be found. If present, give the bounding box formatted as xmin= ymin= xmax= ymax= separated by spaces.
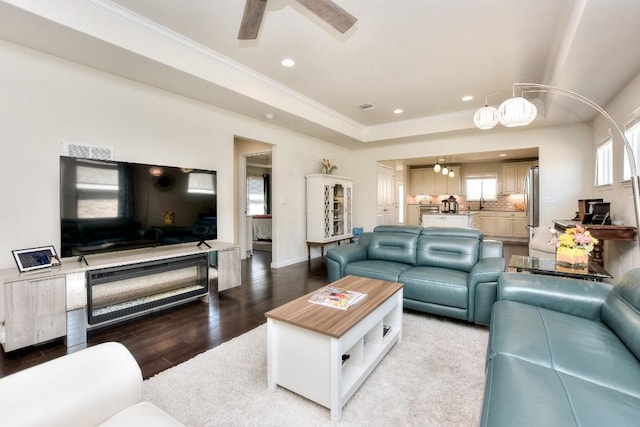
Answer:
xmin=0 ymin=241 xmax=240 ymax=352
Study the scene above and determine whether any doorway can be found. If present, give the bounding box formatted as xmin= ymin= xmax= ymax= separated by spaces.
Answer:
xmin=235 ymin=138 xmax=273 ymax=262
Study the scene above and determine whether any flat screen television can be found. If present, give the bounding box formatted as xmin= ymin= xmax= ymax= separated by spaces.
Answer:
xmin=60 ymin=156 xmax=217 ymax=258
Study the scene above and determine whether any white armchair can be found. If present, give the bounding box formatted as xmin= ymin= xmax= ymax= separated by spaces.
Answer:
xmin=0 ymin=342 xmax=183 ymax=426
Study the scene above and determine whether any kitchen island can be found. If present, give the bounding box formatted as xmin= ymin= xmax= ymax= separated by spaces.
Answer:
xmin=421 ymin=211 xmax=479 ymax=228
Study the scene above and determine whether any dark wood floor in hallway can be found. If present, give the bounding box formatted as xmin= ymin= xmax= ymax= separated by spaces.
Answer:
xmin=0 ymin=251 xmax=329 ymax=379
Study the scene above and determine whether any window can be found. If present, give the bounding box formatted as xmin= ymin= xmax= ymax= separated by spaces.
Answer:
xmin=595 ymin=135 xmax=613 ymax=187
xmin=465 ymin=175 xmax=497 ymax=201
xmin=247 ymin=176 xmax=265 ymax=215
xmin=188 ymin=172 xmax=216 ymax=194
xmin=624 ymin=116 xmax=640 ymax=181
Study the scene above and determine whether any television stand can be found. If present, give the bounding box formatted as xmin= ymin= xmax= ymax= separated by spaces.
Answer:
xmin=0 ymin=241 xmax=241 ymax=352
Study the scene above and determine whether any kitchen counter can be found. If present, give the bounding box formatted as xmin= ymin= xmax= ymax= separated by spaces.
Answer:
xmin=423 ymin=211 xmax=479 ymax=215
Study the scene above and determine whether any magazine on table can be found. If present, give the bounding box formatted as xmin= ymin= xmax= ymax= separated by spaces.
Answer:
xmin=308 ymin=286 xmax=367 ymax=310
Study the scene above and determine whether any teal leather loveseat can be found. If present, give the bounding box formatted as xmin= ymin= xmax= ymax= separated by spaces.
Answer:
xmin=481 ymin=268 xmax=640 ymax=426
xmin=326 ymin=225 xmax=505 ymax=325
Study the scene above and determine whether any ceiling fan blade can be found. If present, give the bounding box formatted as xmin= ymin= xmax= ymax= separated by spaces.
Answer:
xmin=295 ymin=0 xmax=357 ymax=34
xmin=238 ymin=0 xmax=268 ymax=40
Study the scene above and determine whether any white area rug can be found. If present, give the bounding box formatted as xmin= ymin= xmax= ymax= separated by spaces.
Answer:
xmin=144 ymin=312 xmax=488 ymax=426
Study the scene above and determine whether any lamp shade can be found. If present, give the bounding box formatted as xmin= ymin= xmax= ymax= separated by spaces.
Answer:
xmin=498 ymin=97 xmax=537 ymax=127
xmin=442 ymin=166 xmax=449 ymax=175
xmin=473 ymin=105 xmax=499 ymax=129
xmin=434 ymin=162 xmax=441 ymax=173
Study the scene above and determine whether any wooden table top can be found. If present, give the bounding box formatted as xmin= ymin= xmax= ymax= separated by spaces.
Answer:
xmin=265 ymin=276 xmax=402 ymax=338
xmin=553 ymin=220 xmax=636 ymax=240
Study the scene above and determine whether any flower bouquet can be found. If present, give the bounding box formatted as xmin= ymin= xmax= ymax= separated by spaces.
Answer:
xmin=549 ymin=225 xmax=598 ymax=267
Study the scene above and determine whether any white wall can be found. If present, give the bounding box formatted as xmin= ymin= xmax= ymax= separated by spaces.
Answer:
xmin=350 ymin=123 xmax=594 ymax=234
xmin=2 ymin=36 xmax=633 ymax=276
xmin=592 ymin=73 xmax=640 ymax=277
xmin=0 ymin=39 xmax=351 ymax=270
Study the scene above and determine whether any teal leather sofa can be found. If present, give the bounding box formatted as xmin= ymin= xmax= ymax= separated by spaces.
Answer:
xmin=326 ymin=225 xmax=505 ymax=325
xmin=482 ymin=268 xmax=640 ymax=426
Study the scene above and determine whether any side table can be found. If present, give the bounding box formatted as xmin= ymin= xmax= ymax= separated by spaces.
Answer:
xmin=508 ymin=254 xmax=612 ymax=282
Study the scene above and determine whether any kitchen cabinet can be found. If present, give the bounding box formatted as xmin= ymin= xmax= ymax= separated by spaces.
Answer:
xmin=409 ymin=169 xmax=425 ymax=195
xmin=406 ymin=204 xmax=420 ymax=226
xmin=502 ymin=162 xmax=533 ymax=194
xmin=410 ymin=168 xmax=436 ymax=195
xmin=410 ymin=167 xmax=461 ymax=196
xmin=495 ymin=212 xmax=528 ymax=238
xmin=477 ymin=212 xmax=497 ymax=236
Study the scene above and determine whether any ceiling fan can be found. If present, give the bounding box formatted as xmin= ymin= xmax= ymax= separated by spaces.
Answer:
xmin=238 ymin=0 xmax=357 ymax=40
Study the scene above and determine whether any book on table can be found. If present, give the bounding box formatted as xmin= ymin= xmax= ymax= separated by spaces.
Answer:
xmin=308 ymin=286 xmax=367 ymax=310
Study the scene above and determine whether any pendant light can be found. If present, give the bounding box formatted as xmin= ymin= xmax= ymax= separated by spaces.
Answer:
xmin=433 ymin=160 xmax=441 ymax=173
xmin=473 ymin=96 xmax=499 ymax=129
xmin=497 ymin=96 xmax=537 ymax=127
xmin=448 ymin=168 xmax=455 ymax=178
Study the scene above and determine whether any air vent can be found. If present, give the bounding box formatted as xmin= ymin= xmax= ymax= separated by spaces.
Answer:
xmin=63 ymin=142 xmax=114 ymax=160
xmin=356 ymin=103 xmax=376 ymax=111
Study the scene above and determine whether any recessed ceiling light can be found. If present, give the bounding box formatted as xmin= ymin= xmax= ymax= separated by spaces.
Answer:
xmin=393 ymin=109 xmax=404 ymax=114
xmin=281 ymin=58 xmax=295 ymax=67
xmin=264 ymin=113 xmax=274 ymax=120
xmin=462 ymin=95 xmax=474 ymax=102
xmin=499 ymin=153 xmax=507 ymax=157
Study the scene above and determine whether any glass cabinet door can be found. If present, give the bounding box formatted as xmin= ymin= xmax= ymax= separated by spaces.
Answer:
xmin=333 ymin=184 xmax=344 ymax=236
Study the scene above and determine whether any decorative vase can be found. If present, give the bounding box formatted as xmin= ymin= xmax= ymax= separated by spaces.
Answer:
xmin=555 ymin=247 xmax=588 ymax=267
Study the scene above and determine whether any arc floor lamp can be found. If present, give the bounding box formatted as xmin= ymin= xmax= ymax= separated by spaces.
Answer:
xmin=474 ymin=82 xmax=640 ymax=248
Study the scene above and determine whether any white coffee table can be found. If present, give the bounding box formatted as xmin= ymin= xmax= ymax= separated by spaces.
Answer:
xmin=265 ymin=275 xmax=403 ymax=420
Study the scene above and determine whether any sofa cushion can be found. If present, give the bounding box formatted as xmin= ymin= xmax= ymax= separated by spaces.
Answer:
xmin=366 ymin=233 xmax=418 ymax=266
xmin=344 ymin=260 xmax=412 ymax=282
xmin=400 ymin=266 xmax=469 ymax=309
xmin=482 ymin=354 xmax=640 ymax=427
xmin=416 ymin=228 xmax=481 ymax=272
xmin=489 ymin=300 xmax=640 ymax=399
xmin=602 ymin=268 xmax=640 ymax=360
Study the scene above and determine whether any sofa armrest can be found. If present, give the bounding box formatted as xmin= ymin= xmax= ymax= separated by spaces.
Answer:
xmin=326 ymin=244 xmax=367 ymax=282
xmin=0 ymin=342 xmax=142 ymax=426
xmin=497 ymin=272 xmax=612 ymax=320
xmin=470 ymin=257 xmax=506 ymax=285
xmin=468 ymin=257 xmax=506 ymax=324
xmin=480 ymin=239 xmax=503 ymax=259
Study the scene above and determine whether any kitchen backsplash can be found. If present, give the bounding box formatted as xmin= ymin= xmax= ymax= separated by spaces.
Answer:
xmin=411 ymin=194 xmax=526 ymax=212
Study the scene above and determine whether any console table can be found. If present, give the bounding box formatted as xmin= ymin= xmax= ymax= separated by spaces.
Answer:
xmin=306 ymin=236 xmax=353 ymax=261
xmin=553 ymin=220 xmax=637 ymax=266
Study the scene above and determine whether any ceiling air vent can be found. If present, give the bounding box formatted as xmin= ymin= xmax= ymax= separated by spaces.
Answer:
xmin=63 ymin=141 xmax=114 ymax=160
xmin=356 ymin=103 xmax=376 ymax=111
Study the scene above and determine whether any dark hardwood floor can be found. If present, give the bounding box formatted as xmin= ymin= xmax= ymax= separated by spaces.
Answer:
xmin=0 ymin=251 xmax=329 ymax=379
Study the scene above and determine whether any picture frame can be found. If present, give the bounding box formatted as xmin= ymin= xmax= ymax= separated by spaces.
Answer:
xmin=12 ymin=245 xmax=60 ymax=273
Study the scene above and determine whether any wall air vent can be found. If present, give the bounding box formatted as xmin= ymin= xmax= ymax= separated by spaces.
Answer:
xmin=356 ymin=103 xmax=376 ymax=111
xmin=63 ymin=142 xmax=114 ymax=160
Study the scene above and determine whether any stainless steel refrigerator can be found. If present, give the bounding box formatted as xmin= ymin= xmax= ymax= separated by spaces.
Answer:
xmin=524 ymin=166 xmax=539 ymax=230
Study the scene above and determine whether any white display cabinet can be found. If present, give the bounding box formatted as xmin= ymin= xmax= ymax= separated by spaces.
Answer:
xmin=306 ymin=174 xmax=353 ymax=243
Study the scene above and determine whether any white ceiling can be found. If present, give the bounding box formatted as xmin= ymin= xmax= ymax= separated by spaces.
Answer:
xmin=1 ymin=0 xmax=639 ymax=152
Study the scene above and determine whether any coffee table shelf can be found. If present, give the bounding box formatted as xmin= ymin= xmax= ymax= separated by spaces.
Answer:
xmin=265 ymin=276 xmax=403 ymax=420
